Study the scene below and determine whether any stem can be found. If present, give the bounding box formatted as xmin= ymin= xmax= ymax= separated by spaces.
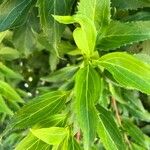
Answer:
xmin=76 ymin=131 xmax=81 ymax=142
xmin=111 ymin=97 xmax=131 ymax=149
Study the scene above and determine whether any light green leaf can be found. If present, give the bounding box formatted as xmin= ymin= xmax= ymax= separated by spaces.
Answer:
xmin=74 ymin=65 xmax=101 ymax=149
xmin=54 ymin=15 xmax=96 ymax=57
xmin=0 ymin=0 xmax=36 ymax=31
xmin=0 ymin=62 xmax=22 ymax=79
xmin=31 ymin=127 xmax=68 ymax=145
xmin=0 ymin=80 xmax=23 ymax=103
xmin=96 ymin=52 xmax=150 ymax=94
xmin=8 ymin=91 xmax=68 ymax=130
xmin=0 ymin=47 xmax=20 ymax=60
xmin=97 ymin=21 xmax=150 ymax=51
xmin=131 ymin=142 xmax=146 ymax=150
xmin=77 ymin=0 xmax=111 ymax=30
xmin=15 ymin=132 xmax=51 ymax=150
xmin=122 ymin=118 xmax=149 ymax=149
xmin=96 ymin=105 xmax=126 ymax=150
xmin=111 ymin=0 xmax=150 ymax=10
xmin=0 ymin=95 xmax=13 ymax=115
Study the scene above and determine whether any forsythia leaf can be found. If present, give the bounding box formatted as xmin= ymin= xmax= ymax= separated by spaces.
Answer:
xmin=96 ymin=52 xmax=150 ymax=94
xmin=96 ymin=105 xmax=126 ymax=150
xmin=74 ymin=65 xmax=101 ymax=149
xmin=97 ymin=21 xmax=150 ymax=51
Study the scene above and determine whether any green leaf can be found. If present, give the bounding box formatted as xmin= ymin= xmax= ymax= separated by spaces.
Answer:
xmin=77 ymin=0 xmax=111 ymax=30
xmin=111 ymin=0 xmax=150 ymax=10
xmin=74 ymin=65 xmax=101 ymax=149
xmin=97 ymin=21 xmax=150 ymax=51
xmin=0 ymin=62 xmax=22 ymax=79
xmin=9 ymin=91 xmax=68 ymax=130
xmin=15 ymin=132 xmax=51 ymax=150
xmin=0 ymin=0 xmax=36 ymax=31
xmin=131 ymin=142 xmax=146 ymax=150
xmin=122 ymin=118 xmax=149 ymax=149
xmin=54 ymin=15 xmax=97 ymax=57
xmin=31 ymin=127 xmax=68 ymax=145
xmin=36 ymin=0 xmax=74 ymax=59
xmin=96 ymin=52 xmax=150 ymax=94
xmin=0 ymin=95 xmax=13 ymax=115
xmin=0 ymin=80 xmax=23 ymax=103
xmin=96 ymin=105 xmax=126 ymax=150
xmin=41 ymin=66 xmax=78 ymax=83
xmin=0 ymin=30 xmax=8 ymax=43
xmin=12 ymin=22 xmax=36 ymax=56
xmin=0 ymin=47 xmax=20 ymax=60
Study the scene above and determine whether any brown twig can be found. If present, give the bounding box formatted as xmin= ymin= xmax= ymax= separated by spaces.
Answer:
xmin=111 ymin=97 xmax=131 ymax=149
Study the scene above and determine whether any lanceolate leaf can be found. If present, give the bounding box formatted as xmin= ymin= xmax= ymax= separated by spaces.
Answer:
xmin=31 ymin=127 xmax=68 ymax=145
xmin=96 ymin=52 xmax=150 ymax=94
xmin=111 ymin=0 xmax=150 ymax=10
xmin=78 ymin=0 xmax=111 ymax=30
xmin=8 ymin=91 xmax=68 ymax=130
xmin=74 ymin=65 xmax=101 ymax=149
xmin=97 ymin=21 xmax=150 ymax=51
xmin=0 ymin=0 xmax=36 ymax=31
xmin=0 ymin=81 xmax=23 ymax=103
xmin=96 ymin=105 xmax=126 ymax=150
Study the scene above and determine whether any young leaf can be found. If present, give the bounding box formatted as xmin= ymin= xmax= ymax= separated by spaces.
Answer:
xmin=77 ymin=0 xmax=111 ymax=30
xmin=0 ymin=95 xmax=13 ymax=115
xmin=8 ymin=91 xmax=68 ymax=130
xmin=96 ymin=52 xmax=150 ymax=94
xmin=31 ymin=127 xmax=68 ymax=145
xmin=74 ymin=65 xmax=101 ymax=149
xmin=0 ymin=0 xmax=36 ymax=31
xmin=122 ymin=118 xmax=149 ymax=149
xmin=0 ymin=80 xmax=23 ymax=103
xmin=97 ymin=21 xmax=150 ymax=51
xmin=54 ymin=15 xmax=97 ymax=57
xmin=96 ymin=105 xmax=126 ymax=150
xmin=111 ymin=0 xmax=150 ymax=10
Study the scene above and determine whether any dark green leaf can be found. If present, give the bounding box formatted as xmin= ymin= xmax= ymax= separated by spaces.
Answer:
xmin=97 ymin=21 xmax=150 ymax=51
xmin=0 ymin=0 xmax=36 ymax=31
xmin=111 ymin=0 xmax=150 ymax=10
xmin=122 ymin=118 xmax=149 ymax=149
xmin=96 ymin=105 xmax=126 ymax=150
